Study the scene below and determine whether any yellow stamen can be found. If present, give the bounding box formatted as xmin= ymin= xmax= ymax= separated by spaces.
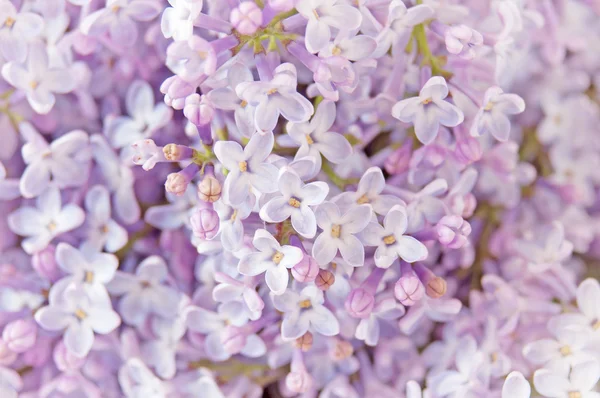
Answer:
xmin=422 ymin=98 xmax=432 ymax=105
xmin=4 ymin=17 xmax=15 ymax=28
xmin=230 ymin=209 xmax=238 ymax=221
xmin=593 ymin=320 xmax=600 ymax=330
xmin=312 ymin=9 xmax=319 ymax=19
xmin=288 ymin=198 xmax=301 ymax=208
xmin=29 ymin=81 xmax=39 ymax=89
xmin=569 ymin=392 xmax=582 ymax=398
xmin=491 ymin=352 xmax=498 ymax=362
xmin=298 ymin=299 xmax=312 ymax=309
xmin=331 ymin=46 xmax=342 ymax=56
xmin=331 ymin=224 xmax=341 ymax=238
xmin=240 ymin=100 xmax=248 ymax=108
xmin=484 ymin=102 xmax=494 ymax=111
xmin=111 ymin=5 xmax=120 ymax=12
xmin=47 ymin=221 xmax=57 ymax=232
xmin=383 ymin=235 xmax=396 ymax=245
xmin=306 ymin=135 xmax=314 ymax=145
xmin=198 ymin=51 xmax=207 ymax=59
xmin=238 ymin=161 xmax=248 ymax=172
xmin=560 ymin=345 xmax=572 ymax=356
xmin=84 ymin=271 xmax=94 ymax=284
xmin=272 ymin=251 xmax=284 ymax=265
xmin=356 ymin=194 xmax=369 ymax=204
xmin=74 ymin=308 xmax=87 ymax=320
xmin=331 ymin=262 xmax=337 ymax=271
xmin=267 ymin=88 xmax=277 ymax=95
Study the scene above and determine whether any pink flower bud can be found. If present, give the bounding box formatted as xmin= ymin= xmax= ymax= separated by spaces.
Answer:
xmin=2 ymin=320 xmax=37 ymax=353
xmin=294 ymin=332 xmax=313 ymax=352
xmin=221 ymin=326 xmax=247 ymax=355
xmin=165 ymin=173 xmax=188 ymax=196
xmin=436 ymin=215 xmax=472 ymax=249
xmin=291 ymin=255 xmax=319 ymax=283
xmin=197 ymin=176 xmax=222 ymax=203
xmin=190 ymin=208 xmax=219 ymax=240
xmin=395 ymin=274 xmax=425 ymax=306
xmin=32 ymin=245 xmax=61 ymax=282
xmin=315 ymin=269 xmax=335 ymax=291
xmin=426 ymin=276 xmax=447 ymax=298
xmin=330 ymin=339 xmax=353 ymax=361
xmin=184 ymin=94 xmax=215 ymax=126
xmin=286 ymin=370 xmax=313 ymax=394
xmin=231 ymin=2 xmax=263 ymax=35
xmin=163 ymin=144 xmax=192 ymax=161
xmin=53 ymin=341 xmax=85 ymax=372
xmin=344 ymin=288 xmax=375 ymax=319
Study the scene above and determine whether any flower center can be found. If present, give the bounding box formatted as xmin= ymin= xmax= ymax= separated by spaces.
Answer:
xmin=288 ymin=197 xmax=301 ymax=208
xmin=272 ymin=251 xmax=284 ymax=265
xmin=74 ymin=308 xmax=87 ymax=320
xmin=312 ymin=9 xmax=319 ymax=19
xmin=422 ymin=98 xmax=432 ymax=105
xmin=491 ymin=352 xmax=498 ymax=362
xmin=484 ymin=102 xmax=494 ymax=111
xmin=356 ymin=194 xmax=369 ymax=204
xmin=140 ymin=280 xmax=151 ymax=288
xmin=560 ymin=345 xmax=572 ymax=356
xmin=84 ymin=271 xmax=94 ymax=284
xmin=197 ymin=51 xmax=207 ymax=60
xmin=230 ymin=209 xmax=238 ymax=221
xmin=238 ymin=161 xmax=248 ymax=172
xmin=331 ymin=46 xmax=342 ymax=56
xmin=111 ymin=5 xmax=120 ymax=12
xmin=29 ymin=81 xmax=39 ymax=89
xmin=101 ymin=224 xmax=110 ymax=234
xmin=240 ymin=100 xmax=248 ymax=108
xmin=305 ymin=135 xmax=314 ymax=145
xmin=267 ymin=88 xmax=277 ymax=95
xmin=4 ymin=17 xmax=15 ymax=28
xmin=298 ymin=299 xmax=312 ymax=309
xmin=47 ymin=221 xmax=57 ymax=232
xmin=569 ymin=392 xmax=582 ymax=398
xmin=331 ymin=224 xmax=341 ymax=238
xmin=593 ymin=319 xmax=600 ymax=330
xmin=383 ymin=235 xmax=396 ymax=245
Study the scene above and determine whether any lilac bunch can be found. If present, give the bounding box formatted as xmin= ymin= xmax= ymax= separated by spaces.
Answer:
xmin=1 ymin=0 xmax=600 ymax=397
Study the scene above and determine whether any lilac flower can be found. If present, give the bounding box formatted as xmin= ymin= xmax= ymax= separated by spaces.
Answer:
xmin=259 ymin=169 xmax=329 ymax=238
xmin=160 ymin=0 xmax=203 ymax=41
xmin=286 ymin=100 xmax=352 ymax=177
xmin=0 ymin=367 xmax=21 ymax=398
xmin=213 ymin=200 xmax=252 ymax=252
xmin=471 ymin=86 xmax=526 ymax=141
xmin=214 ymin=131 xmax=279 ymax=206
xmin=392 ymin=76 xmax=464 ymax=145
xmin=295 ymin=0 xmax=362 ymax=54
xmin=0 ymin=1 xmax=44 ymax=63
xmin=533 ymin=360 xmax=600 ymax=398
xmin=236 ymin=63 xmax=314 ymax=133
xmin=1 ymin=42 xmax=77 ymax=114
xmin=7 ymin=188 xmax=85 ymax=254
xmin=105 ymin=80 xmax=173 ymax=149
xmin=230 ymin=1 xmax=263 ymax=35
xmin=80 ymin=0 xmax=162 ymax=47
xmin=272 ymin=285 xmax=340 ymax=340
xmin=355 ymin=297 xmax=405 ymax=346
xmin=165 ymin=36 xmax=217 ymax=82
xmin=130 ymin=139 xmax=165 ymax=171
xmin=502 ymin=372 xmax=531 ymax=398
xmin=107 ymin=256 xmax=181 ymax=326
xmin=361 ymin=205 xmax=428 ymax=268
xmin=514 ymin=221 xmax=573 ymax=273
xmin=444 ymin=25 xmax=483 ymax=60
xmin=84 ymin=185 xmax=128 ymax=253
xmin=238 ymin=229 xmax=302 ymax=295
xmin=0 ymin=161 xmax=19 ymax=201
xmin=312 ymin=201 xmax=372 ymax=267
xmin=35 ymin=284 xmax=121 ymax=357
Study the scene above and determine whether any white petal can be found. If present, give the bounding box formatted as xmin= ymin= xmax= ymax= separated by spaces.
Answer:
xmin=502 ymin=372 xmax=531 ymax=398
xmin=312 ymin=233 xmax=338 ymax=266
xmin=291 ymin=206 xmax=317 ymax=238
xmin=265 ymin=265 xmax=289 ymax=295
xmin=338 ymin=234 xmax=365 ymax=267
xmin=64 ymin=322 xmax=94 ymax=358
xmin=238 ymin=252 xmax=271 ymax=276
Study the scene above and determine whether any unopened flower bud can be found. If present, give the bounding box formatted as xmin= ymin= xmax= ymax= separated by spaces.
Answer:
xmin=197 ymin=176 xmax=222 ymax=203
xmin=163 ymin=144 xmax=192 ymax=161
xmin=190 ymin=208 xmax=219 ymax=240
xmin=2 ymin=319 xmax=37 ymax=353
xmin=165 ymin=164 xmax=199 ymax=196
xmin=32 ymin=245 xmax=61 ymax=282
xmin=344 ymin=288 xmax=375 ymax=319
xmin=221 ymin=326 xmax=247 ymax=355
xmin=436 ymin=215 xmax=472 ymax=249
xmin=395 ymin=274 xmax=425 ymax=306
xmin=291 ymin=255 xmax=319 ymax=283
xmin=426 ymin=276 xmax=447 ymax=298
xmin=231 ymin=2 xmax=263 ymax=35
xmin=294 ymin=332 xmax=313 ymax=352
xmin=53 ymin=341 xmax=85 ymax=372
xmin=286 ymin=370 xmax=313 ymax=393
xmin=160 ymin=76 xmax=196 ymax=110
xmin=184 ymin=93 xmax=214 ymax=126
xmin=331 ymin=339 xmax=353 ymax=361
xmin=315 ymin=269 xmax=335 ymax=290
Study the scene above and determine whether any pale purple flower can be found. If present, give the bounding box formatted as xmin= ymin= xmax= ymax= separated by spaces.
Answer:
xmin=190 ymin=207 xmax=220 ymax=240
xmin=444 ymin=25 xmax=483 ymax=60
xmin=238 ymin=229 xmax=303 ymax=295
xmin=514 ymin=221 xmax=574 ymax=273
xmin=236 ymin=63 xmax=314 ymax=133
xmin=0 ymin=367 xmax=21 ymax=398
xmin=166 ymin=36 xmax=217 ymax=82
xmin=435 ymin=215 xmax=471 ymax=249
xmin=312 ymin=201 xmax=371 ymax=267
xmin=18 ymin=123 xmax=90 ymax=198
xmin=398 ymin=294 xmax=462 ymax=335
xmin=107 ymin=256 xmax=181 ymax=326
xmin=361 ymin=205 xmax=428 ymax=268
xmin=533 ymin=360 xmax=600 ymax=398
xmin=7 ymin=188 xmax=85 ymax=254
xmin=84 ymin=185 xmax=128 ymax=253
xmin=295 ymin=0 xmax=362 ymax=54
xmin=118 ymin=358 xmax=169 ymax=397
xmin=160 ymin=0 xmax=203 ymax=41
xmin=35 ymin=284 xmax=121 ymax=357
xmin=286 ymin=100 xmax=352 ymax=177
xmin=2 ymin=319 xmax=37 ymax=353
xmin=213 ymin=199 xmax=252 ymax=252
xmin=214 ymin=131 xmax=279 ymax=206
xmin=550 ymin=278 xmax=600 ymax=338
xmin=355 ymin=297 xmax=405 ymax=346
xmin=272 ymin=285 xmax=340 ymax=340
xmin=130 ymin=139 xmax=165 ymax=171
xmin=471 ymin=86 xmax=526 ymax=141
xmin=1 ymin=42 xmax=77 ymax=114
xmin=0 ymin=0 xmax=44 ymax=63
xmin=319 ymin=30 xmax=377 ymax=61
xmin=105 ymin=80 xmax=173 ymax=149
xmin=392 ymin=76 xmax=464 ymax=145
xmin=259 ymin=169 xmax=329 ymax=239
xmin=502 ymin=372 xmax=531 ymax=398
xmin=230 ymin=1 xmax=262 ymax=35
xmin=80 ymin=0 xmax=162 ymax=47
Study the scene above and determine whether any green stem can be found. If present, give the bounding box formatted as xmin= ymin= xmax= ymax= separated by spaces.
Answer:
xmin=413 ymin=23 xmax=453 ymax=79
xmin=115 ymin=224 xmax=154 ymax=262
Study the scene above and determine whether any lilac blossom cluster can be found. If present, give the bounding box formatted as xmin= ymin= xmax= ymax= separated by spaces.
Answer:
xmin=0 ymin=0 xmax=600 ymax=397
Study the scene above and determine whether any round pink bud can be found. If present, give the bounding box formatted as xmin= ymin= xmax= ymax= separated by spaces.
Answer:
xmin=184 ymin=94 xmax=214 ymax=126
xmin=2 ymin=320 xmax=37 ymax=353
xmin=286 ymin=370 xmax=313 ymax=394
xmin=190 ymin=208 xmax=219 ymax=240
xmin=315 ymin=269 xmax=335 ymax=291
xmin=165 ymin=172 xmax=188 ymax=196
xmin=455 ymin=136 xmax=482 ymax=164
xmin=197 ymin=176 xmax=222 ymax=203
xmin=231 ymin=2 xmax=263 ymax=35
xmin=426 ymin=276 xmax=447 ymax=299
xmin=221 ymin=326 xmax=247 ymax=355
xmin=395 ymin=275 xmax=425 ymax=306
xmin=32 ymin=245 xmax=61 ymax=282
xmin=163 ymin=144 xmax=182 ymax=161
xmin=331 ymin=339 xmax=353 ymax=361
xmin=53 ymin=341 xmax=85 ymax=372
xmin=294 ymin=332 xmax=313 ymax=352
xmin=436 ymin=215 xmax=472 ymax=249
xmin=291 ymin=255 xmax=319 ymax=283
xmin=344 ymin=288 xmax=375 ymax=319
